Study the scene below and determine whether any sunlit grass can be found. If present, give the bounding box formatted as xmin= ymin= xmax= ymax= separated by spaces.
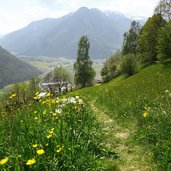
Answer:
xmin=0 ymin=94 xmax=102 ymax=170
xmin=75 ymin=63 xmax=171 ymax=170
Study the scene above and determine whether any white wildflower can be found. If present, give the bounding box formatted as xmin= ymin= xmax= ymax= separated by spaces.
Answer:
xmin=55 ymin=109 xmax=62 ymax=114
xmin=78 ymin=99 xmax=83 ymax=104
xmin=75 ymin=96 xmax=79 ymax=99
xmin=56 ymin=97 xmax=60 ymax=103
xmin=68 ymin=97 xmax=76 ymax=104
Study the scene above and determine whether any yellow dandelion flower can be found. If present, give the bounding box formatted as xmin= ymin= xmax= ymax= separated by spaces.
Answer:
xmin=47 ymin=134 xmax=52 ymax=139
xmin=34 ymin=117 xmax=38 ymax=120
xmin=43 ymin=110 xmax=47 ymax=115
xmin=32 ymin=144 xmax=38 ymax=148
xmin=37 ymin=149 xmax=45 ymax=155
xmin=45 ymin=143 xmax=49 ymax=146
xmin=53 ymin=113 xmax=57 ymax=116
xmin=9 ymin=93 xmax=16 ymax=99
xmin=143 ymin=111 xmax=148 ymax=118
xmin=34 ymin=111 xmax=38 ymax=114
xmin=49 ymin=130 xmax=54 ymax=134
xmin=12 ymin=93 xmax=16 ymax=97
xmin=0 ymin=157 xmax=9 ymax=165
xmin=46 ymin=93 xmax=51 ymax=97
xmin=26 ymin=158 xmax=36 ymax=165
xmin=51 ymin=128 xmax=54 ymax=131
xmin=56 ymin=148 xmax=62 ymax=153
xmin=35 ymin=91 xmax=39 ymax=95
xmin=169 ymin=93 xmax=171 ymax=97
xmin=56 ymin=145 xmax=64 ymax=153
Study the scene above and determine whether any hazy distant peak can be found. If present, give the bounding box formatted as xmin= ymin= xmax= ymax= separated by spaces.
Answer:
xmin=75 ymin=7 xmax=104 ymax=15
xmin=76 ymin=7 xmax=90 ymax=12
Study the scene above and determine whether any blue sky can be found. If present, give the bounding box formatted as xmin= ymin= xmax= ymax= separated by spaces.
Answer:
xmin=0 ymin=0 xmax=159 ymax=35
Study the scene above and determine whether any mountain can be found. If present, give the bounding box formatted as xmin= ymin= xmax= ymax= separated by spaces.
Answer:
xmin=0 ymin=7 xmax=143 ymax=59
xmin=0 ymin=47 xmax=41 ymax=89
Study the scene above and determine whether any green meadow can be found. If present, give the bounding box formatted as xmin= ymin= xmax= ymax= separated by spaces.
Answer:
xmin=1 ymin=63 xmax=171 ymax=170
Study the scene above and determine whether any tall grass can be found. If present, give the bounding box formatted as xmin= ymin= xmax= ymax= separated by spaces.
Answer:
xmin=0 ymin=94 xmax=102 ymax=170
xmin=77 ymin=63 xmax=171 ymax=170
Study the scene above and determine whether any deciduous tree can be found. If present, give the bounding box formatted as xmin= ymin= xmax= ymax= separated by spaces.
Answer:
xmin=157 ymin=21 xmax=171 ymax=61
xmin=137 ymin=14 xmax=165 ymax=63
xmin=154 ymin=0 xmax=171 ymax=21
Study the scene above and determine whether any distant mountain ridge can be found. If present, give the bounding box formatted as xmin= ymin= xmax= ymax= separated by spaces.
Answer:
xmin=0 ymin=7 xmax=145 ymax=59
xmin=0 ymin=47 xmax=41 ymax=88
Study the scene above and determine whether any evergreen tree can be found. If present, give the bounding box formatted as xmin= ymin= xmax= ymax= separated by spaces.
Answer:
xmin=122 ymin=21 xmax=141 ymax=56
xmin=74 ymin=35 xmax=95 ymax=88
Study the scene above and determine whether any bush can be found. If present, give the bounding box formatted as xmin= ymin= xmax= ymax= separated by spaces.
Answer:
xmin=120 ymin=54 xmax=137 ymax=76
xmin=101 ymin=51 xmax=121 ymax=82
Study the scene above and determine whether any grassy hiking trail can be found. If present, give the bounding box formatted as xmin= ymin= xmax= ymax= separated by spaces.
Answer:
xmin=91 ymin=102 xmax=156 ymax=171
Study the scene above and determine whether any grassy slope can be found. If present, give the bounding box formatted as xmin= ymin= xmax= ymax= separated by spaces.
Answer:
xmin=76 ymin=63 xmax=171 ymax=117
xmin=72 ymin=63 xmax=171 ymax=170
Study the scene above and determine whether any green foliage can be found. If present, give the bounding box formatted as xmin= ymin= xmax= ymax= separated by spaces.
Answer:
xmin=74 ymin=35 xmax=96 ymax=88
xmin=44 ymin=67 xmax=72 ymax=83
xmin=101 ymin=51 xmax=121 ymax=82
xmin=29 ymin=77 xmax=40 ymax=96
xmin=122 ymin=21 xmax=141 ymax=56
xmin=137 ymin=14 xmax=166 ymax=64
xmin=157 ymin=21 xmax=171 ymax=61
xmin=154 ymin=0 xmax=171 ymax=21
xmin=120 ymin=54 xmax=137 ymax=76
xmin=0 ymin=78 xmax=40 ymax=108
xmin=0 ymin=95 xmax=102 ymax=170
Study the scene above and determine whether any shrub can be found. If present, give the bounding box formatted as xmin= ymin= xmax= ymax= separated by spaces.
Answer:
xmin=120 ymin=54 xmax=137 ymax=76
xmin=101 ymin=51 xmax=121 ymax=82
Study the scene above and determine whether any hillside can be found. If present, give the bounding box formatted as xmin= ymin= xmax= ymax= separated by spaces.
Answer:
xmin=1 ymin=63 xmax=171 ymax=170
xmin=0 ymin=47 xmax=41 ymax=89
xmin=0 ymin=7 xmax=141 ymax=59
xmin=73 ymin=63 xmax=171 ymax=170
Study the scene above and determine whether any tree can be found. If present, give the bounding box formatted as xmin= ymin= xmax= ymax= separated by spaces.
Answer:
xmin=120 ymin=54 xmax=137 ymax=76
xmin=122 ymin=21 xmax=141 ymax=56
xmin=43 ymin=66 xmax=72 ymax=94
xmin=137 ymin=14 xmax=166 ymax=63
xmin=154 ymin=0 xmax=171 ymax=21
xmin=157 ymin=21 xmax=171 ymax=61
xmin=52 ymin=67 xmax=71 ymax=83
xmin=101 ymin=50 xmax=121 ymax=82
xmin=74 ymin=35 xmax=95 ymax=88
